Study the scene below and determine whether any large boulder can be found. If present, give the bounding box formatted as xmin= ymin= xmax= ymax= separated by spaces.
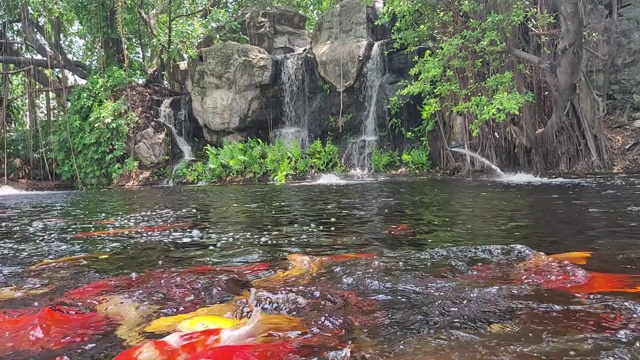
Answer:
xmin=187 ymin=42 xmax=276 ymax=132
xmin=311 ymin=0 xmax=387 ymax=91
xmin=131 ymin=127 xmax=168 ymax=167
xmin=240 ymin=6 xmax=311 ymax=54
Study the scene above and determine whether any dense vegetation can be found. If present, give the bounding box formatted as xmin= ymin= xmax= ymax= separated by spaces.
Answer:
xmin=0 ymin=0 xmax=614 ymax=187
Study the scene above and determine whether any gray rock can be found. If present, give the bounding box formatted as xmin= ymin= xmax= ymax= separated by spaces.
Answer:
xmin=311 ymin=0 xmax=387 ymax=91
xmin=584 ymin=1 xmax=640 ymax=111
xmin=187 ymin=42 xmax=275 ymax=133
xmin=132 ymin=127 xmax=168 ymax=167
xmin=241 ymin=6 xmax=311 ymax=55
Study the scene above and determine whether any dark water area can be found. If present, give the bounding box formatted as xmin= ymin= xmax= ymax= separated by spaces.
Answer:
xmin=1 ymin=175 xmax=640 ymax=359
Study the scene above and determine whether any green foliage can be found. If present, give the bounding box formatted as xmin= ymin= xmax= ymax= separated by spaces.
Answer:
xmin=52 ymin=68 xmax=137 ymax=187
xmin=371 ymin=148 xmax=400 ymax=172
xmin=382 ymin=0 xmax=533 ymax=138
xmin=371 ymin=145 xmax=431 ymax=173
xmin=401 ymin=145 xmax=431 ymax=172
xmin=175 ymin=138 xmax=343 ymax=185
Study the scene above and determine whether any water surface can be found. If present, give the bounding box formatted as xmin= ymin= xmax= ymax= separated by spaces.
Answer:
xmin=2 ymin=176 xmax=640 ymax=359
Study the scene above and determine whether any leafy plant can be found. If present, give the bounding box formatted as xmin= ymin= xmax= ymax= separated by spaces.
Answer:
xmin=372 ymin=149 xmax=400 ymax=172
xmin=174 ymin=138 xmax=343 ymax=185
xmin=381 ymin=0 xmax=533 ymax=138
xmin=52 ymin=68 xmax=137 ymax=188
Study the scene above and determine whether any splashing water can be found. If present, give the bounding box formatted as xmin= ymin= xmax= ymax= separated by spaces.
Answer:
xmin=344 ymin=41 xmax=386 ymax=173
xmin=449 ymin=148 xmax=589 ymax=185
xmin=275 ymin=53 xmax=309 ymax=149
xmin=158 ymin=97 xmax=195 ymax=185
xmin=449 ymin=147 xmax=505 ymax=176
xmin=0 ymin=186 xmax=25 ymax=196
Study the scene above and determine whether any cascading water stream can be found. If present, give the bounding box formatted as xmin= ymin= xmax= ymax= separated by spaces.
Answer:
xmin=449 ymin=147 xmax=505 ymax=176
xmin=344 ymin=41 xmax=385 ymax=174
xmin=157 ymin=97 xmax=195 ymax=185
xmin=275 ymin=53 xmax=309 ymax=149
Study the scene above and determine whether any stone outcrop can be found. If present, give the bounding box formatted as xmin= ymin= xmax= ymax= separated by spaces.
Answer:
xmin=131 ymin=127 xmax=168 ymax=167
xmin=240 ymin=6 xmax=311 ymax=55
xmin=311 ymin=0 xmax=387 ymax=91
xmin=584 ymin=1 xmax=640 ymax=112
xmin=187 ymin=42 xmax=277 ymax=133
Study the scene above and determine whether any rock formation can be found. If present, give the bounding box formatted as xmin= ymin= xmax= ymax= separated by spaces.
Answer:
xmin=187 ymin=42 xmax=279 ymax=138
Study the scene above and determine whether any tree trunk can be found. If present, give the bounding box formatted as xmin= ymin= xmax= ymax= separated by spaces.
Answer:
xmin=102 ymin=3 xmax=126 ymax=68
xmin=538 ymin=0 xmax=611 ymax=172
xmin=511 ymin=0 xmax=612 ymax=173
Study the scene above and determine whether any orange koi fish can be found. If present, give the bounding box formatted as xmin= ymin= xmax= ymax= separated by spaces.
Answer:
xmin=253 ymin=253 xmax=375 ymax=287
xmin=469 ymin=251 xmax=640 ymax=294
xmin=548 ymin=251 xmax=592 ymax=265
xmin=30 ymin=253 xmax=111 ymax=270
xmin=72 ymin=222 xmax=206 ymax=238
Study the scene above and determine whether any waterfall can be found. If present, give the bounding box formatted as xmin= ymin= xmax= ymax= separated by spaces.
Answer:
xmin=274 ymin=53 xmax=309 ymax=149
xmin=157 ymin=97 xmax=195 ymax=184
xmin=344 ymin=41 xmax=385 ymax=174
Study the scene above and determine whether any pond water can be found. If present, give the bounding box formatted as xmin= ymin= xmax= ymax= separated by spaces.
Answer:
xmin=2 ymin=175 xmax=640 ymax=359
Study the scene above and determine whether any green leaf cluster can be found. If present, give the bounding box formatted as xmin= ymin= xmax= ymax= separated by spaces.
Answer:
xmin=371 ymin=145 xmax=431 ymax=173
xmin=382 ymin=0 xmax=533 ymax=137
xmin=51 ymin=68 xmax=137 ymax=187
xmin=175 ymin=138 xmax=343 ymax=185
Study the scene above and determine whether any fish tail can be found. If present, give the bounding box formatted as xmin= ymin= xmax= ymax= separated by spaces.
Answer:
xmin=569 ymin=272 xmax=640 ymax=293
xmin=218 ymin=307 xmax=263 ymax=345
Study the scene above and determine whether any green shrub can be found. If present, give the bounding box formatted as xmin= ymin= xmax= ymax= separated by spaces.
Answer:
xmin=372 ymin=149 xmax=400 ymax=172
xmin=52 ymin=68 xmax=136 ymax=188
xmin=175 ymin=138 xmax=343 ymax=185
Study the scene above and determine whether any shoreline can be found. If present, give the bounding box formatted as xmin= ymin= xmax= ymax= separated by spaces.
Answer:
xmin=5 ymin=168 xmax=637 ymax=192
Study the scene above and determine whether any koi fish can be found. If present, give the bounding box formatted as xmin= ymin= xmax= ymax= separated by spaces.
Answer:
xmin=0 ymin=284 xmax=55 ymax=300
xmin=63 ymin=264 xmax=258 ymax=300
xmin=0 ymin=306 xmax=108 ymax=354
xmin=386 ymin=224 xmax=416 ymax=236
xmin=115 ymin=309 xmax=279 ymax=360
xmin=29 ymin=253 xmax=111 ymax=270
xmin=145 ymin=298 xmax=304 ymax=335
xmin=144 ymin=302 xmax=239 ymax=333
xmin=72 ymin=222 xmax=206 ymax=238
xmin=185 ymin=341 xmax=295 ymax=360
xmin=468 ymin=251 xmax=640 ymax=294
xmin=177 ymin=316 xmax=240 ymax=332
xmin=252 ymin=253 xmax=375 ymax=287
xmin=548 ymin=251 xmax=592 ymax=265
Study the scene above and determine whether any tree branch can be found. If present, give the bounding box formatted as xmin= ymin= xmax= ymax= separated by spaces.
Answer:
xmin=0 ymin=55 xmax=72 ymax=70
xmin=508 ymin=47 xmax=554 ymax=73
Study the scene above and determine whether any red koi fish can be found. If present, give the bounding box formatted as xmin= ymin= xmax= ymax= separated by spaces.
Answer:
xmin=186 ymin=342 xmax=294 ymax=360
xmin=114 ymin=310 xmax=271 ymax=360
xmin=72 ymin=222 xmax=206 ymax=238
xmin=386 ymin=224 xmax=416 ymax=236
xmin=0 ymin=306 xmax=108 ymax=354
xmin=63 ymin=263 xmax=264 ymax=301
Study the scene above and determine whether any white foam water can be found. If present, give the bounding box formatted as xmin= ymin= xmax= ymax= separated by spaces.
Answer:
xmin=496 ymin=172 xmax=588 ymax=185
xmin=294 ymin=173 xmax=376 ymax=186
xmin=0 ymin=186 xmax=25 ymax=195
